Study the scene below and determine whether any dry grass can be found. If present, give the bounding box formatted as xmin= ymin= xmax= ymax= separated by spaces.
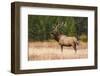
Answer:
xmin=28 ymin=41 xmax=88 ymax=61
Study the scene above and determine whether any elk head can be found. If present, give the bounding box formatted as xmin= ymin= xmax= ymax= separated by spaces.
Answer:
xmin=51 ymin=22 xmax=64 ymax=41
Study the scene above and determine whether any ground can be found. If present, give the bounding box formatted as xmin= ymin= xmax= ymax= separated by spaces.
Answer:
xmin=28 ymin=41 xmax=88 ymax=61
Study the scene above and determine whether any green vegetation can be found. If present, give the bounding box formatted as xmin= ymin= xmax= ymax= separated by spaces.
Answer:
xmin=28 ymin=15 xmax=88 ymax=42
xmin=80 ymin=34 xmax=88 ymax=42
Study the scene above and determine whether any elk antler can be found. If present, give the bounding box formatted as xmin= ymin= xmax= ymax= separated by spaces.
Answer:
xmin=58 ymin=21 xmax=65 ymax=29
xmin=53 ymin=21 xmax=65 ymax=32
xmin=53 ymin=22 xmax=59 ymax=32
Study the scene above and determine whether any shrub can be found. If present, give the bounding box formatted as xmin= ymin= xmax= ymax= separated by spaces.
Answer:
xmin=80 ymin=34 xmax=88 ymax=42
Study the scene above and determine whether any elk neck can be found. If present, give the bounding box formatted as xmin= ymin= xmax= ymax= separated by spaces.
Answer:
xmin=53 ymin=32 xmax=61 ymax=42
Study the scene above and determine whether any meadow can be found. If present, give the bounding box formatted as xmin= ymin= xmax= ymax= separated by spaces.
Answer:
xmin=28 ymin=41 xmax=88 ymax=60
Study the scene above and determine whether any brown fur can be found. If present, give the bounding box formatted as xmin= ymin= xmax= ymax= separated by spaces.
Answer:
xmin=51 ymin=30 xmax=78 ymax=53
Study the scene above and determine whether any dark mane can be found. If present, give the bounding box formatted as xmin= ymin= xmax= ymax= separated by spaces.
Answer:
xmin=51 ymin=30 xmax=61 ymax=42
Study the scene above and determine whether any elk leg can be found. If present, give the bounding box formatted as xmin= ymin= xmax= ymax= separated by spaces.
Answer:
xmin=74 ymin=46 xmax=77 ymax=53
xmin=61 ymin=45 xmax=63 ymax=52
xmin=73 ymin=44 xmax=77 ymax=53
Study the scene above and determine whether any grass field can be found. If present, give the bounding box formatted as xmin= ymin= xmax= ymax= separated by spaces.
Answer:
xmin=28 ymin=41 xmax=88 ymax=61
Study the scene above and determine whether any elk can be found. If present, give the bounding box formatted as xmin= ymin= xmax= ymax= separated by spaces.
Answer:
xmin=51 ymin=22 xmax=79 ymax=53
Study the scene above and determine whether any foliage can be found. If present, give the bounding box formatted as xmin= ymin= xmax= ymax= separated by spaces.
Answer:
xmin=28 ymin=15 xmax=88 ymax=42
xmin=80 ymin=34 xmax=88 ymax=42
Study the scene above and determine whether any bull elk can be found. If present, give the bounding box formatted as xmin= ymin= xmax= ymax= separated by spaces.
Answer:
xmin=51 ymin=22 xmax=79 ymax=53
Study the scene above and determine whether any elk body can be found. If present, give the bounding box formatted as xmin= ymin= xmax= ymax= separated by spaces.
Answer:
xmin=51 ymin=22 xmax=78 ymax=53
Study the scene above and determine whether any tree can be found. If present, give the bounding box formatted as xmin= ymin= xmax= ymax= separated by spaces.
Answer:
xmin=28 ymin=15 xmax=88 ymax=42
